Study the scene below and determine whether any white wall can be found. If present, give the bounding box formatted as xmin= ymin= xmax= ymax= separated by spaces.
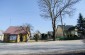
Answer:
xmin=0 ymin=35 xmax=4 ymax=41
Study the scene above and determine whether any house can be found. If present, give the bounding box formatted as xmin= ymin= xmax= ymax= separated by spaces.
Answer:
xmin=3 ymin=26 xmax=30 ymax=43
xmin=56 ymin=25 xmax=78 ymax=37
xmin=0 ymin=30 xmax=4 ymax=42
xmin=68 ymin=26 xmax=78 ymax=36
xmin=41 ymin=33 xmax=48 ymax=40
xmin=47 ymin=31 xmax=53 ymax=39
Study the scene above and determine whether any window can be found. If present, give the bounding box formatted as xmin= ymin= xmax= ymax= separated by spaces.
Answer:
xmin=10 ymin=35 xmax=17 ymax=40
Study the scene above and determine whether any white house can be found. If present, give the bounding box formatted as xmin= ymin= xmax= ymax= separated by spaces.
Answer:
xmin=0 ymin=30 xmax=4 ymax=41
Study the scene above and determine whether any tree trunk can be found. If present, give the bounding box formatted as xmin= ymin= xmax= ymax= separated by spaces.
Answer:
xmin=53 ymin=28 xmax=56 ymax=41
xmin=52 ymin=19 xmax=56 ymax=41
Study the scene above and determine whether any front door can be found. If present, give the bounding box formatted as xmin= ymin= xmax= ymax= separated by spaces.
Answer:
xmin=20 ymin=34 xmax=23 ymax=42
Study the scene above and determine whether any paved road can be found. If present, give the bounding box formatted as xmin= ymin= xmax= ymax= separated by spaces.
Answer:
xmin=0 ymin=40 xmax=85 ymax=54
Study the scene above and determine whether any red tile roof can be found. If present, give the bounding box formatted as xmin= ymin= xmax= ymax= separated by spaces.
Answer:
xmin=4 ymin=26 xmax=28 ymax=34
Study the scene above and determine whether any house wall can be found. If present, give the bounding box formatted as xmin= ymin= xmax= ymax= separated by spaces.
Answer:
xmin=64 ymin=30 xmax=70 ymax=37
xmin=56 ymin=26 xmax=63 ymax=37
xmin=23 ymin=34 xmax=27 ymax=42
xmin=4 ymin=34 xmax=17 ymax=42
xmin=27 ymin=34 xmax=29 ymax=40
xmin=70 ymin=30 xmax=78 ymax=36
xmin=17 ymin=34 xmax=20 ymax=42
xmin=17 ymin=34 xmax=29 ymax=42
xmin=71 ymin=31 xmax=75 ymax=35
xmin=0 ymin=35 xmax=4 ymax=41
xmin=4 ymin=34 xmax=28 ymax=43
xmin=4 ymin=34 xmax=9 ymax=42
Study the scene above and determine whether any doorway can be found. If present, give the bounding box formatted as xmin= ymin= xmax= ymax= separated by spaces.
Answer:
xmin=20 ymin=34 xmax=23 ymax=42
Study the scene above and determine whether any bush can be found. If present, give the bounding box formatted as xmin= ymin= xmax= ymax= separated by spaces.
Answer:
xmin=56 ymin=36 xmax=66 ymax=40
xmin=56 ymin=35 xmax=81 ymax=40
xmin=66 ymin=35 xmax=80 ymax=40
xmin=34 ymin=34 xmax=39 ymax=42
xmin=41 ymin=34 xmax=48 ymax=40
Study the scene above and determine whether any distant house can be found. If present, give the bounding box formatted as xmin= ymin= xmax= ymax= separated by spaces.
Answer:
xmin=0 ymin=30 xmax=4 ymax=42
xmin=56 ymin=25 xmax=78 ymax=37
xmin=4 ymin=26 xmax=30 ymax=43
xmin=47 ymin=31 xmax=53 ymax=39
xmin=41 ymin=33 xmax=48 ymax=40
xmin=68 ymin=26 xmax=78 ymax=36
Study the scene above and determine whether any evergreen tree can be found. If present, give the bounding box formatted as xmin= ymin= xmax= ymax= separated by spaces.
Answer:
xmin=77 ymin=13 xmax=85 ymax=38
xmin=77 ymin=13 xmax=83 ymax=30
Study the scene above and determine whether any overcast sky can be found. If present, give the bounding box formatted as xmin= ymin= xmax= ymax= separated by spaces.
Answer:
xmin=0 ymin=0 xmax=85 ymax=33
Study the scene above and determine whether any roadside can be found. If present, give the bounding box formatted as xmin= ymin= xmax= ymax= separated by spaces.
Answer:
xmin=0 ymin=40 xmax=84 ymax=46
xmin=0 ymin=40 xmax=85 ymax=55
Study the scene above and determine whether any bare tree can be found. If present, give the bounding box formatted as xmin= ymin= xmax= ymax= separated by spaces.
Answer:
xmin=60 ymin=13 xmax=64 ymax=37
xmin=38 ymin=0 xmax=80 ymax=41
xmin=17 ymin=23 xmax=33 ymax=41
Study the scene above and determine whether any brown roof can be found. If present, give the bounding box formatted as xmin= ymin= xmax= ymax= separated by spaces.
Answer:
xmin=4 ymin=26 xmax=28 ymax=34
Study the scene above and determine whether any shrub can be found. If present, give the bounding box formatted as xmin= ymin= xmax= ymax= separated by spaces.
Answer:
xmin=56 ymin=35 xmax=81 ymax=40
xmin=65 ymin=35 xmax=80 ymax=40
xmin=41 ymin=34 xmax=48 ymax=40
xmin=56 ymin=36 xmax=66 ymax=40
xmin=34 ymin=34 xmax=39 ymax=42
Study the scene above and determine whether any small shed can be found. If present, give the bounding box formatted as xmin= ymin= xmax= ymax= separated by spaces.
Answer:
xmin=4 ymin=26 xmax=30 ymax=43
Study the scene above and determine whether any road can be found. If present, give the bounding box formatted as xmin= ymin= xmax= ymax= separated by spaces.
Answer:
xmin=0 ymin=40 xmax=85 ymax=55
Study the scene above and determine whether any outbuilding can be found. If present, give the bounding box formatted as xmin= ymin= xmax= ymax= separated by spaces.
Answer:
xmin=4 ymin=26 xmax=30 ymax=43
